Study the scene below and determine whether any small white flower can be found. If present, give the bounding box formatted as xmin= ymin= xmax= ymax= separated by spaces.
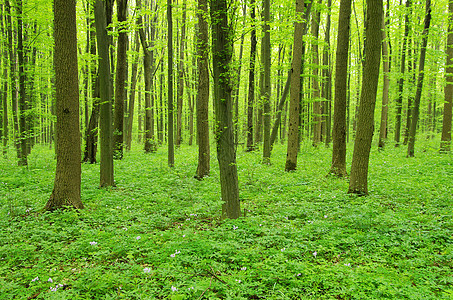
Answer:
xmin=313 ymin=251 xmax=317 ymax=257
xmin=171 ymin=286 xmax=178 ymax=292
xmin=123 ymin=227 xmax=127 ymax=231
xmin=182 ymin=234 xmax=186 ymax=238
xmin=143 ymin=267 xmax=151 ymax=273
xmin=31 ymin=276 xmax=39 ymax=282
xmin=281 ymin=248 xmax=285 ymax=252
xmin=136 ymin=236 xmax=141 ymax=240
xmin=48 ymin=278 xmax=53 ymax=283
xmin=324 ymin=215 xmax=328 ymax=219
xmin=235 ymin=279 xmax=242 ymax=283
xmin=233 ymin=225 xmax=238 ymax=230
xmin=188 ymin=286 xmax=194 ymax=290
xmin=58 ymin=283 xmax=63 ymax=288
xmin=241 ymin=267 xmax=247 ymax=271
xmin=297 ymin=273 xmax=302 ymax=276
xmin=344 ymin=263 xmax=351 ymax=267
xmin=259 ymin=224 xmax=262 ymax=226
xmin=186 ymin=218 xmax=190 ymax=221
xmin=89 ymin=241 xmax=97 ymax=246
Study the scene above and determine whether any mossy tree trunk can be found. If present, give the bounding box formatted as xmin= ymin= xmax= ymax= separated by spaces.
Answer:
xmin=210 ymin=0 xmax=241 ymax=219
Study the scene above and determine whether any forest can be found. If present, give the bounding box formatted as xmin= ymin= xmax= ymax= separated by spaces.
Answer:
xmin=0 ymin=0 xmax=452 ymax=298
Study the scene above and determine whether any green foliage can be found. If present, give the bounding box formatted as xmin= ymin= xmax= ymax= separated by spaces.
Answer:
xmin=0 ymin=141 xmax=452 ymax=299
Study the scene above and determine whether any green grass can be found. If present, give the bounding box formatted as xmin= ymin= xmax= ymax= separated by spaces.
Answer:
xmin=0 ymin=139 xmax=452 ymax=299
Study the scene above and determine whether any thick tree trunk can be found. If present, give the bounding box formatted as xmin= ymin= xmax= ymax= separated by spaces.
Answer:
xmin=45 ymin=0 xmax=83 ymax=210
xmin=407 ymin=0 xmax=431 ymax=157
xmin=167 ymin=0 xmax=174 ymax=167
xmin=348 ymin=0 xmax=383 ymax=195
xmin=246 ymin=0 xmax=257 ymax=152
xmin=113 ymin=0 xmax=128 ymax=159
xmin=210 ymin=0 xmax=240 ymax=219
xmin=262 ymin=0 xmax=271 ymax=163
xmin=95 ymin=0 xmax=114 ymax=187
xmin=329 ymin=0 xmax=351 ymax=177
xmin=441 ymin=0 xmax=453 ymax=152
xmin=195 ymin=0 xmax=210 ymax=179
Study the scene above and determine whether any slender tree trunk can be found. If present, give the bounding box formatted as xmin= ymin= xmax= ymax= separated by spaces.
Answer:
xmin=113 ymin=0 xmax=128 ymax=159
xmin=403 ymin=44 xmax=415 ymax=146
xmin=210 ymin=0 xmax=240 ymax=219
xmin=395 ymin=0 xmax=411 ymax=146
xmin=322 ymin=0 xmax=332 ymax=147
xmin=1 ymin=4 xmax=8 ymax=156
xmin=167 ymin=0 xmax=174 ymax=167
xmin=176 ymin=0 xmax=186 ymax=147
xmin=329 ymin=0 xmax=351 ymax=177
xmin=17 ymin=0 xmax=27 ymax=166
xmin=348 ymin=0 xmax=383 ymax=195
xmin=378 ymin=13 xmax=390 ymax=150
xmin=270 ymin=70 xmax=290 ymax=150
xmin=195 ymin=0 xmax=210 ymax=179
xmin=407 ymin=0 xmax=431 ymax=157
xmin=441 ymin=0 xmax=453 ymax=152
xmin=95 ymin=0 xmax=114 ymax=187
xmin=262 ymin=0 xmax=271 ymax=163
xmin=246 ymin=0 xmax=257 ymax=152
xmin=285 ymin=0 xmax=306 ymax=171
xmin=83 ymin=76 xmax=100 ymax=163
xmin=311 ymin=4 xmax=322 ymax=146
xmin=125 ymin=32 xmax=140 ymax=151
xmin=45 ymin=0 xmax=83 ymax=210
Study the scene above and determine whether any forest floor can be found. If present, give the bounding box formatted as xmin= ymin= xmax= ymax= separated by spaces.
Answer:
xmin=0 ymin=139 xmax=452 ymax=299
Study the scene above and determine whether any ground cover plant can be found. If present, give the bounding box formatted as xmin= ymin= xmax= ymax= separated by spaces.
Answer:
xmin=0 ymin=140 xmax=452 ymax=299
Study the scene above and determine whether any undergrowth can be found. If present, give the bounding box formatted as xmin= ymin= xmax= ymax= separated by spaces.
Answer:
xmin=0 ymin=139 xmax=452 ymax=299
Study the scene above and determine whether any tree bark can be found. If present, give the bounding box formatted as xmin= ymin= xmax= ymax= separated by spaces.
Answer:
xmin=407 ymin=0 xmax=431 ymax=157
xmin=246 ymin=0 xmax=257 ymax=152
xmin=311 ymin=4 xmax=322 ymax=146
xmin=329 ymin=0 xmax=351 ymax=177
xmin=113 ymin=0 xmax=128 ymax=159
xmin=210 ymin=0 xmax=241 ymax=219
xmin=285 ymin=0 xmax=306 ymax=171
xmin=441 ymin=0 xmax=453 ymax=152
xmin=195 ymin=0 xmax=210 ymax=179
xmin=176 ymin=0 xmax=186 ymax=147
xmin=45 ymin=0 xmax=83 ymax=210
xmin=262 ymin=0 xmax=271 ymax=163
xmin=17 ymin=0 xmax=27 ymax=166
xmin=95 ymin=0 xmax=114 ymax=187
xmin=125 ymin=31 xmax=140 ymax=151
xmin=348 ymin=0 xmax=383 ymax=195
xmin=167 ymin=0 xmax=175 ymax=167
xmin=322 ymin=0 xmax=332 ymax=147
xmin=1 ymin=4 xmax=8 ymax=157
xmin=378 ymin=12 xmax=390 ymax=150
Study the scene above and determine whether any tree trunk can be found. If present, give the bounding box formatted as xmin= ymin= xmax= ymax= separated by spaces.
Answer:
xmin=17 ymin=0 xmax=27 ymax=166
xmin=407 ymin=0 xmax=431 ymax=157
xmin=83 ymin=76 xmax=100 ymax=163
xmin=167 ymin=0 xmax=175 ymax=167
xmin=210 ymin=0 xmax=241 ymax=219
xmin=311 ymin=4 xmax=322 ymax=146
xmin=348 ymin=0 xmax=383 ymax=195
xmin=262 ymin=0 xmax=271 ymax=163
xmin=441 ymin=0 xmax=453 ymax=152
xmin=125 ymin=31 xmax=140 ymax=151
xmin=285 ymin=0 xmax=307 ymax=171
xmin=1 ymin=4 xmax=8 ymax=157
xmin=176 ymin=0 xmax=186 ymax=147
xmin=113 ymin=0 xmax=128 ymax=159
xmin=378 ymin=12 xmax=390 ymax=150
xmin=195 ymin=0 xmax=210 ymax=179
xmin=329 ymin=0 xmax=351 ymax=177
xmin=246 ymin=0 xmax=257 ymax=152
xmin=395 ymin=0 xmax=411 ymax=146
xmin=270 ymin=70 xmax=290 ymax=150
xmin=95 ymin=0 xmax=114 ymax=187
xmin=322 ymin=0 xmax=332 ymax=147
xmin=45 ymin=0 xmax=83 ymax=210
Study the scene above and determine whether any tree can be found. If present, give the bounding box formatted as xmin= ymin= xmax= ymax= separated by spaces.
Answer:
xmin=195 ymin=0 xmax=210 ymax=179
xmin=378 ymin=8 xmax=390 ymax=150
xmin=407 ymin=0 xmax=431 ymax=157
xmin=329 ymin=0 xmax=351 ymax=177
xmin=1 ymin=3 xmax=8 ymax=157
xmin=348 ymin=0 xmax=383 ymax=195
xmin=210 ymin=0 xmax=241 ymax=219
xmin=113 ymin=0 xmax=128 ymax=159
xmin=285 ymin=0 xmax=306 ymax=171
xmin=246 ymin=0 xmax=257 ymax=152
xmin=441 ymin=0 xmax=453 ymax=153
xmin=17 ymin=0 xmax=27 ymax=166
xmin=125 ymin=31 xmax=140 ymax=151
xmin=176 ymin=0 xmax=187 ymax=147
xmin=95 ymin=0 xmax=114 ymax=187
xmin=262 ymin=0 xmax=272 ymax=163
xmin=167 ymin=0 xmax=175 ymax=167
xmin=311 ymin=2 xmax=322 ymax=146
xmin=45 ymin=0 xmax=83 ymax=210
